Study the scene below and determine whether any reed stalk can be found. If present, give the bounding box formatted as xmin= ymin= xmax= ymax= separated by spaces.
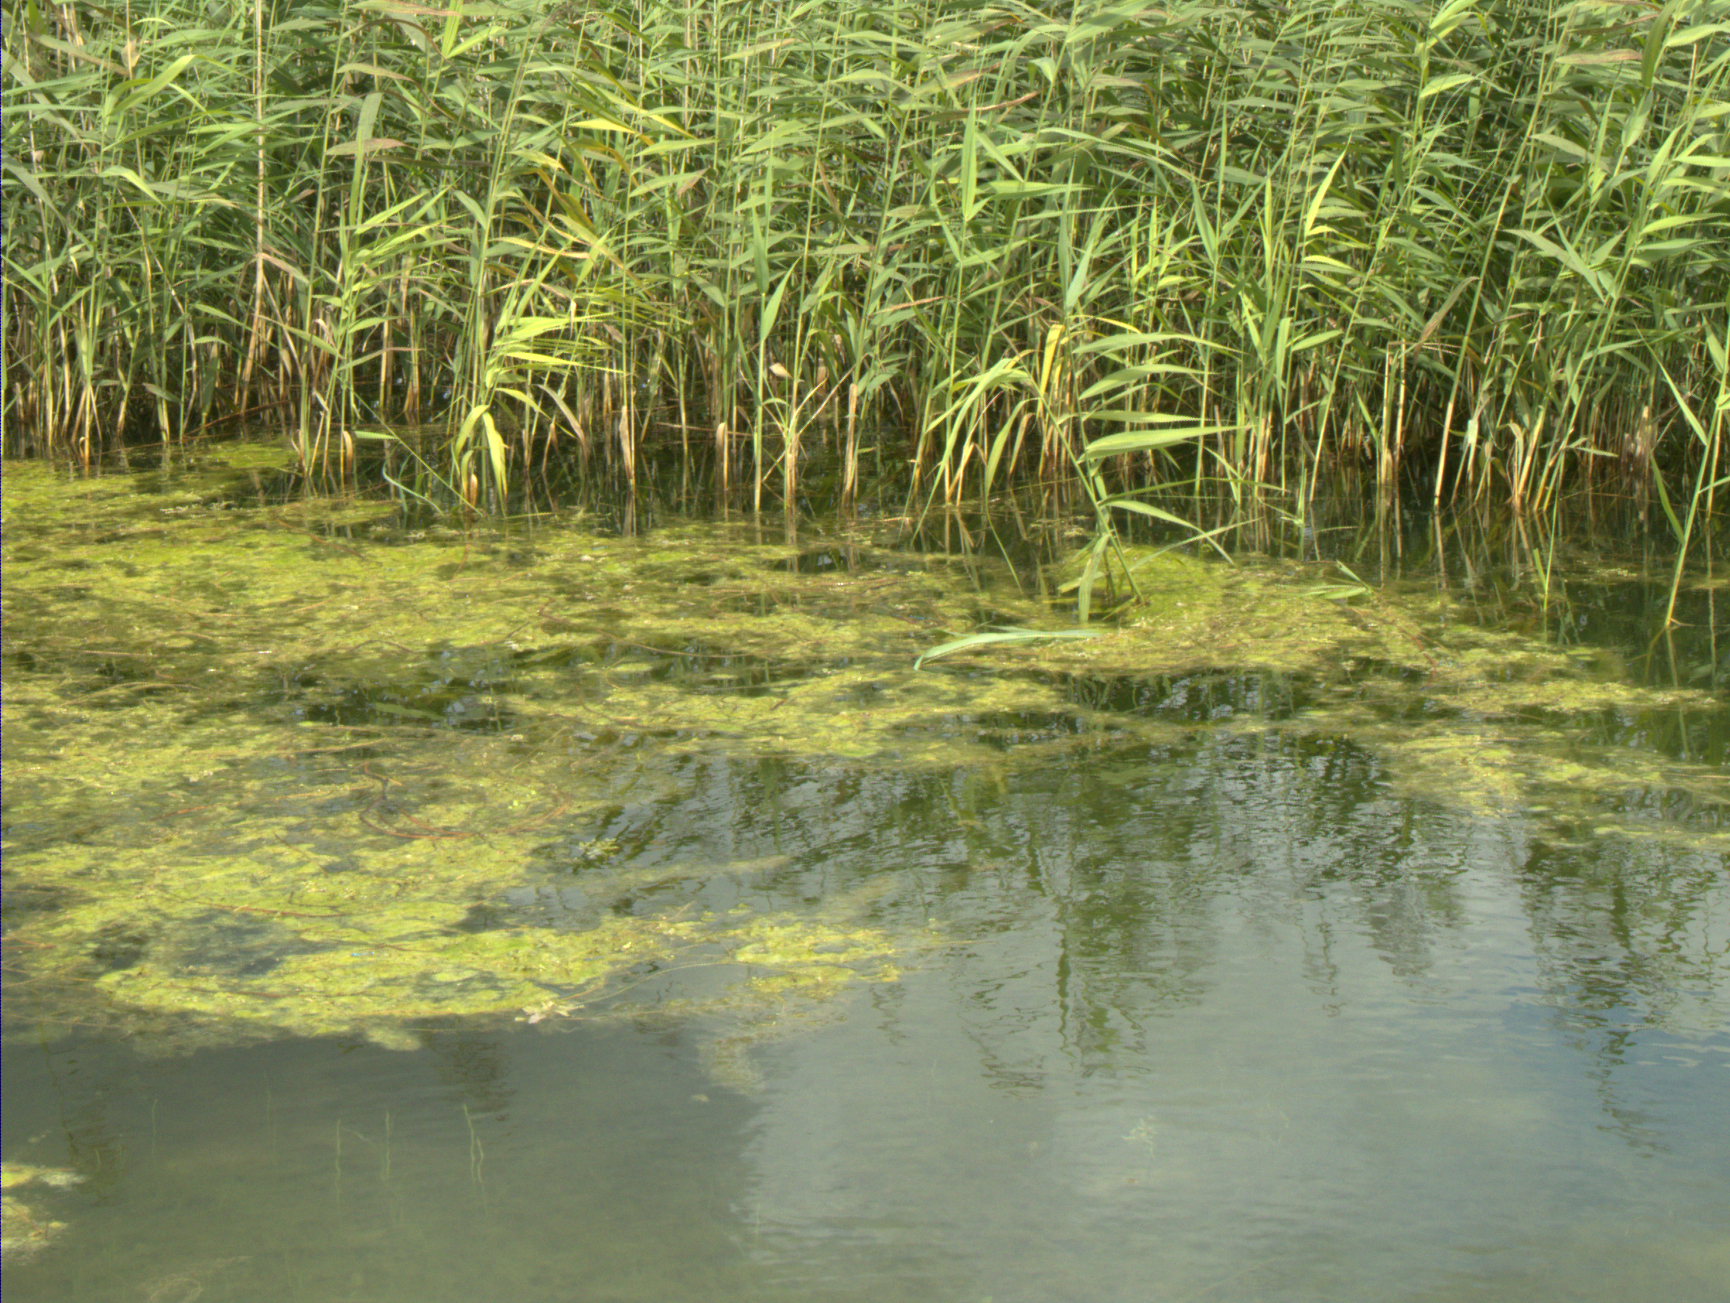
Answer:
xmin=3 ymin=0 xmax=1723 ymax=550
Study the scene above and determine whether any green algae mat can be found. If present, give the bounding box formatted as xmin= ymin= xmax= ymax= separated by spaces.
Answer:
xmin=2 ymin=452 xmax=1724 ymax=1057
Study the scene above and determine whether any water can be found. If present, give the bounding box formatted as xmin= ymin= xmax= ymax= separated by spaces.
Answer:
xmin=2 ymin=457 xmax=1726 ymax=1301
xmin=7 ymin=730 xmax=1726 ymax=1302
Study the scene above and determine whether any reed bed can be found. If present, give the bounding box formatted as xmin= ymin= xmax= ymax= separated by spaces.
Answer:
xmin=3 ymin=0 xmax=1725 ymax=539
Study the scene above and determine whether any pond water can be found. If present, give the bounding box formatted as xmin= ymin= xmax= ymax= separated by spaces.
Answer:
xmin=2 ymin=452 xmax=1726 ymax=1302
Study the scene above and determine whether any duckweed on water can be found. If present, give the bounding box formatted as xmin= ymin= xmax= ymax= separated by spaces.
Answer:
xmin=2 ymin=456 xmax=1723 ymax=1058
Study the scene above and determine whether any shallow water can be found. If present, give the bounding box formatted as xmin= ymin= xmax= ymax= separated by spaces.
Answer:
xmin=2 ymin=454 xmax=1726 ymax=1301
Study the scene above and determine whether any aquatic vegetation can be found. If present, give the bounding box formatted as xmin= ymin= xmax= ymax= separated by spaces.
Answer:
xmin=1 ymin=455 xmax=1723 ymax=1064
xmin=3 ymin=0 xmax=1721 ymax=555
xmin=1 ymin=1164 xmax=83 ymax=1266
xmin=0 ymin=1165 xmax=85 ymax=1191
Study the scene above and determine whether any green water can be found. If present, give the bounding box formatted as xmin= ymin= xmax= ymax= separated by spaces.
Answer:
xmin=2 ymin=451 xmax=1725 ymax=1301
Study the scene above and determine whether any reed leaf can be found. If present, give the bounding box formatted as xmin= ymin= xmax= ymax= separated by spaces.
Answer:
xmin=0 ymin=0 xmax=1720 ymax=564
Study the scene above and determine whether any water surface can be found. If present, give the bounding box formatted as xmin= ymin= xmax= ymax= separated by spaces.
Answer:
xmin=2 ymin=457 xmax=1725 ymax=1302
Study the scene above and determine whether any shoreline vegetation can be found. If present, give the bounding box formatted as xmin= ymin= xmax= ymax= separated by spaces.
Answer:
xmin=2 ymin=1 xmax=1724 ymax=546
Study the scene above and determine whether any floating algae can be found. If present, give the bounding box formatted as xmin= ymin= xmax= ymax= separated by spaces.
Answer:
xmin=2 ymin=454 xmax=1723 ymax=1062
xmin=3 ymin=798 xmax=915 ymax=1052
xmin=1 ymin=1164 xmax=84 ymax=1266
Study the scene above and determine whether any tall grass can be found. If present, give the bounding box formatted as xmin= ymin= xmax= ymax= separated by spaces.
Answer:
xmin=4 ymin=0 xmax=1725 ymax=538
